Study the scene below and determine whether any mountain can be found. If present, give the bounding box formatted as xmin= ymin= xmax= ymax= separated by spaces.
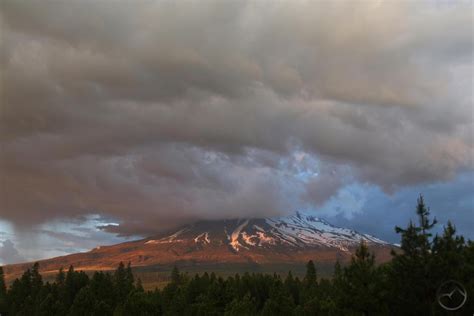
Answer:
xmin=3 ymin=212 xmax=394 ymax=281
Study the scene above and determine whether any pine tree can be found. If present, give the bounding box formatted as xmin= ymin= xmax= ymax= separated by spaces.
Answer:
xmin=64 ymin=265 xmax=89 ymax=309
xmin=329 ymin=260 xmax=345 ymax=315
xmin=161 ymin=266 xmax=185 ymax=314
xmin=431 ymin=222 xmax=469 ymax=314
xmin=52 ymin=268 xmax=68 ymax=315
xmin=416 ymin=195 xmax=437 ymax=238
xmin=432 ymin=222 xmax=464 ymax=275
xmin=136 ymin=278 xmax=144 ymax=292
xmin=316 ymin=278 xmax=338 ymax=315
xmin=171 ymin=266 xmax=181 ymax=285
xmin=0 ymin=266 xmax=7 ymax=314
xmin=263 ymin=276 xmax=295 ymax=316
xmin=69 ymin=286 xmax=96 ymax=316
xmin=390 ymin=195 xmax=439 ymax=315
xmin=304 ymin=260 xmax=317 ymax=285
xmin=224 ymin=293 xmax=256 ymax=316
xmin=126 ymin=262 xmax=134 ymax=291
xmin=395 ymin=195 xmax=437 ymax=258
xmin=461 ymin=240 xmax=474 ymax=312
xmin=56 ymin=267 xmax=65 ymax=286
xmin=7 ymin=268 xmax=34 ymax=315
xmin=37 ymin=295 xmax=53 ymax=316
xmin=90 ymin=271 xmax=115 ymax=312
xmin=31 ymin=262 xmax=43 ymax=299
xmin=123 ymin=290 xmax=157 ymax=316
xmin=335 ymin=242 xmax=388 ymax=315
xmin=65 ymin=265 xmax=76 ymax=306
xmin=284 ymin=271 xmax=300 ymax=306
xmin=300 ymin=260 xmax=318 ymax=308
xmin=36 ymin=283 xmax=58 ymax=316
xmin=114 ymin=261 xmax=133 ymax=303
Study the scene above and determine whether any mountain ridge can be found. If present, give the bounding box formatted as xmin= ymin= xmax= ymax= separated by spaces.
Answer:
xmin=143 ymin=212 xmax=388 ymax=253
xmin=3 ymin=212 xmax=395 ymax=282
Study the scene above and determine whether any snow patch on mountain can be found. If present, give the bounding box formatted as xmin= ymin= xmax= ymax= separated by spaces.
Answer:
xmin=194 ymin=232 xmax=210 ymax=244
xmin=230 ymin=219 xmax=249 ymax=251
xmin=145 ymin=228 xmax=188 ymax=244
xmin=255 ymin=231 xmax=276 ymax=246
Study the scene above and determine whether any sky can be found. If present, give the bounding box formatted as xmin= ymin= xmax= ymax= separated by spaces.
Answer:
xmin=0 ymin=0 xmax=473 ymax=265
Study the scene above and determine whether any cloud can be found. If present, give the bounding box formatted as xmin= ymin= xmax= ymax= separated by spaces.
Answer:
xmin=0 ymin=239 xmax=25 ymax=265
xmin=0 ymin=1 xmax=472 ymax=235
xmin=323 ymin=171 xmax=474 ymax=243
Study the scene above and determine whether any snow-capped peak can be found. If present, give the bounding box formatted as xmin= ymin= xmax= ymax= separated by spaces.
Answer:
xmin=265 ymin=212 xmax=387 ymax=251
xmin=144 ymin=212 xmax=388 ymax=253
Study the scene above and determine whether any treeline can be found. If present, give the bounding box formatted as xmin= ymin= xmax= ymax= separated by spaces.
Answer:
xmin=0 ymin=196 xmax=473 ymax=315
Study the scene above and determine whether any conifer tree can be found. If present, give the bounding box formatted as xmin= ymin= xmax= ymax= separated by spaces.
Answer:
xmin=38 ymin=294 xmax=55 ymax=316
xmin=304 ymin=260 xmax=317 ymax=286
xmin=55 ymin=267 xmax=65 ymax=286
xmin=90 ymin=271 xmax=115 ymax=312
xmin=461 ymin=240 xmax=474 ymax=312
xmin=171 ymin=266 xmax=180 ymax=284
xmin=30 ymin=262 xmax=43 ymax=300
xmin=63 ymin=265 xmax=89 ymax=310
xmin=284 ymin=271 xmax=300 ymax=306
xmin=0 ymin=266 xmax=7 ymax=314
xmin=69 ymin=286 xmax=97 ymax=316
xmin=336 ymin=242 xmax=387 ymax=316
xmin=224 ymin=293 xmax=256 ymax=316
xmin=136 ymin=278 xmax=144 ymax=292
xmin=301 ymin=260 xmax=318 ymax=308
xmin=52 ymin=268 xmax=68 ymax=315
xmin=7 ymin=267 xmax=34 ymax=315
xmin=390 ymin=195 xmax=439 ymax=315
xmin=125 ymin=262 xmax=134 ymax=291
xmin=114 ymin=262 xmax=132 ymax=303
xmin=123 ymin=290 xmax=157 ymax=316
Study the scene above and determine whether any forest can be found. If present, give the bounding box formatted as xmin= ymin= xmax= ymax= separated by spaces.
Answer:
xmin=0 ymin=196 xmax=472 ymax=315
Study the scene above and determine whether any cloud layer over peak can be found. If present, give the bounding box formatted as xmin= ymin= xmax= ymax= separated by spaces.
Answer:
xmin=0 ymin=1 xmax=472 ymax=236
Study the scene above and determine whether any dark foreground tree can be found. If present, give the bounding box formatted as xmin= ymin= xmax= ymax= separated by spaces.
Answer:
xmin=0 ymin=266 xmax=7 ymax=314
xmin=334 ymin=242 xmax=388 ymax=315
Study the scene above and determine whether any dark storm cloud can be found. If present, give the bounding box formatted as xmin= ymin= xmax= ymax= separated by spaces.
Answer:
xmin=0 ymin=1 xmax=472 ymax=235
xmin=324 ymin=172 xmax=474 ymax=243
